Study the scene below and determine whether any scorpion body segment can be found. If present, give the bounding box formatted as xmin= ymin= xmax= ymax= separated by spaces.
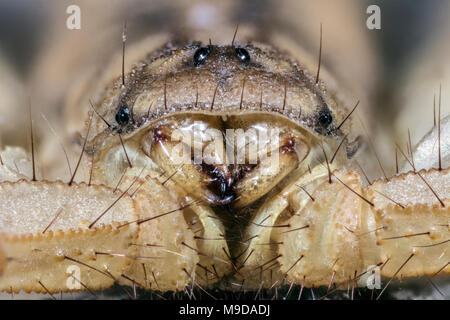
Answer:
xmin=0 ymin=0 xmax=448 ymax=298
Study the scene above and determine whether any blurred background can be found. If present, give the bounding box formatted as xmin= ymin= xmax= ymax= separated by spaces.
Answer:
xmin=0 ymin=0 xmax=440 ymax=77
xmin=0 ymin=0 xmax=447 ymax=146
xmin=0 ymin=0 xmax=446 ymax=135
xmin=0 ymin=0 xmax=448 ymax=299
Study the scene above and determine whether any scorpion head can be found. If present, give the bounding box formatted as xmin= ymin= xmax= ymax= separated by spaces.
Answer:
xmin=85 ymin=41 xmax=363 ymax=208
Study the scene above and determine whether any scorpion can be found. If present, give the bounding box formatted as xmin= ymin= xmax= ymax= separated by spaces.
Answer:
xmin=0 ymin=0 xmax=448 ymax=299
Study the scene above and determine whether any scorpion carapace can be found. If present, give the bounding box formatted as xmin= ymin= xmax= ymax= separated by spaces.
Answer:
xmin=0 ymin=0 xmax=448 ymax=299
xmin=85 ymin=42 xmax=361 ymax=210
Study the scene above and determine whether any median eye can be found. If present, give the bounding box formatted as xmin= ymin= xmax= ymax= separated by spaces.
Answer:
xmin=193 ymin=47 xmax=211 ymax=67
xmin=235 ymin=47 xmax=250 ymax=63
xmin=318 ymin=109 xmax=333 ymax=128
xmin=115 ymin=105 xmax=131 ymax=126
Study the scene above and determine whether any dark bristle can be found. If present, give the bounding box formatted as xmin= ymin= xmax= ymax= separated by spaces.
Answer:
xmin=438 ymin=84 xmax=442 ymax=170
xmin=426 ymin=276 xmax=445 ymax=298
xmin=352 ymin=262 xmax=383 ymax=284
xmin=250 ymin=221 xmax=290 ymax=228
xmin=89 ymin=177 xmax=138 ymax=228
xmin=237 ymin=249 xmax=255 ymax=270
xmin=164 ymin=77 xmax=167 ymax=111
xmin=130 ymin=179 xmax=147 ymax=197
xmin=330 ymin=133 xmax=348 ymax=164
xmin=396 ymin=143 xmax=415 ymax=171
xmin=38 ymin=281 xmax=56 ymax=300
xmin=333 ymin=172 xmax=374 ymax=207
xmin=281 ymin=224 xmax=309 ymax=234
xmin=146 ymin=101 xmax=153 ymax=119
xmin=113 ymin=167 xmax=128 ymax=193
xmin=119 ymin=134 xmax=133 ymax=168
xmin=380 ymin=257 xmax=391 ymax=272
xmin=71 ymin=275 xmax=97 ymax=297
xmin=193 ymin=235 xmax=226 ymax=241
xmin=433 ymin=93 xmax=436 ymax=128
xmin=69 ymin=111 xmax=93 ymax=185
xmin=122 ymin=22 xmax=127 ymax=87
xmin=181 ymin=241 xmax=207 ymax=257
xmin=259 ymin=89 xmax=263 ymax=110
xmin=231 ymin=23 xmax=239 ymax=46
xmin=282 ymin=82 xmax=287 ymax=112
xmin=162 ymin=164 xmax=183 ymax=185
xmin=406 ymin=141 xmax=411 ymax=167
xmin=64 ymin=255 xmax=114 ymax=280
xmin=141 ymin=263 xmax=148 ymax=287
xmin=42 ymin=207 xmax=63 ymax=234
xmin=135 ymin=200 xmax=199 ymax=226
xmin=196 ymin=263 xmax=215 ymax=280
xmin=241 ymin=234 xmax=258 ymax=244
xmin=315 ymin=23 xmax=323 ymax=84
xmin=88 ymin=152 xmax=94 ymax=186
xmin=240 ymin=78 xmax=246 ymax=110
xmin=414 ymin=239 xmax=450 ymax=248
xmin=29 ymin=101 xmax=36 ymax=181
xmin=121 ymin=274 xmax=145 ymax=289
xmin=152 ymin=271 xmax=161 ymax=291
xmin=355 ymin=160 xmax=372 ymax=185
xmin=99 ymin=250 xmax=157 ymax=260
xmin=337 ymin=100 xmax=359 ymax=130
xmin=408 ymin=129 xmax=415 ymax=170
xmin=222 ymin=247 xmax=241 ymax=276
xmin=320 ymin=143 xmax=332 ymax=183
xmin=417 ymin=171 xmax=445 ymax=207
xmin=297 ymin=184 xmax=315 ymax=201
xmin=212 ymin=265 xmax=220 ymax=281
xmin=195 ymin=85 xmax=199 ymax=109
xmin=186 ymin=268 xmax=217 ymax=300
xmin=211 ymin=83 xmax=219 ymax=111
xmin=372 ymin=189 xmax=405 ymax=208
xmin=251 ymin=254 xmax=282 ymax=272
xmin=381 ymin=231 xmax=430 ymax=241
xmin=396 ymin=143 xmax=445 ymax=207
xmin=89 ymin=99 xmax=111 ymax=127
xmin=376 ymin=253 xmax=414 ymax=300
xmin=432 ymin=260 xmax=450 ymax=278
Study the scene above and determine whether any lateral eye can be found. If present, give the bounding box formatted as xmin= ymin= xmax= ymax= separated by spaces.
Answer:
xmin=193 ymin=46 xmax=211 ymax=67
xmin=318 ymin=109 xmax=333 ymax=128
xmin=234 ymin=47 xmax=250 ymax=63
xmin=115 ymin=105 xmax=131 ymax=126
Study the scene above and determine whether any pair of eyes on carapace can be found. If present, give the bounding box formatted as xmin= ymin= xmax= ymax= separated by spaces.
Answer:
xmin=114 ymin=104 xmax=334 ymax=131
xmin=114 ymin=46 xmax=334 ymax=131
xmin=114 ymin=46 xmax=251 ymax=127
xmin=193 ymin=45 xmax=250 ymax=66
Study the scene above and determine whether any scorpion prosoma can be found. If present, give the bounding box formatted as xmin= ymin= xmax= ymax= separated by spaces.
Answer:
xmin=0 ymin=0 xmax=448 ymax=298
